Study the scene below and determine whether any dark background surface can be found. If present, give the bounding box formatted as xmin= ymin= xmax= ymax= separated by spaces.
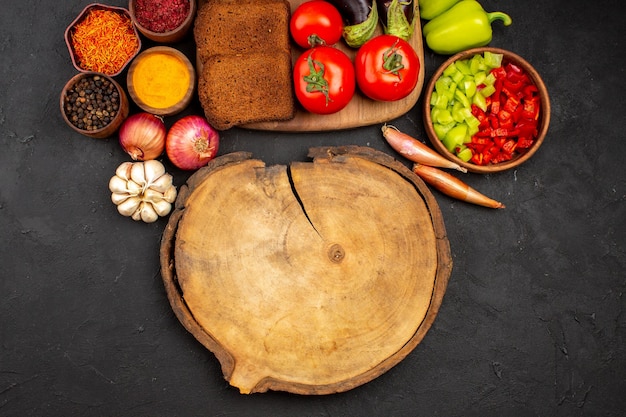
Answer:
xmin=1 ymin=0 xmax=625 ymax=416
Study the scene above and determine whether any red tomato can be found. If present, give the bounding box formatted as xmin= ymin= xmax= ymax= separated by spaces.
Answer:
xmin=293 ymin=46 xmax=355 ymax=115
xmin=355 ymin=35 xmax=420 ymax=102
xmin=290 ymin=0 xmax=343 ymax=49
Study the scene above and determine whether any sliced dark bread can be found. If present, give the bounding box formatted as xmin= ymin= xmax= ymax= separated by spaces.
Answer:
xmin=194 ymin=0 xmax=291 ymax=66
xmin=198 ymin=51 xmax=295 ymax=130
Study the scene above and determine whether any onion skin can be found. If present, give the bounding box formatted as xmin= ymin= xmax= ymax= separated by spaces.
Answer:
xmin=118 ymin=113 xmax=166 ymax=161
xmin=413 ymin=163 xmax=505 ymax=209
xmin=382 ymin=124 xmax=467 ymax=172
xmin=166 ymin=115 xmax=219 ymax=171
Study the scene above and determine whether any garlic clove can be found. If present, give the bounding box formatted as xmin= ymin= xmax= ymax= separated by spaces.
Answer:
xmin=143 ymin=160 xmax=166 ymax=185
xmin=143 ymin=188 xmax=165 ymax=203
xmin=115 ymin=162 xmax=134 ymax=181
xmin=111 ymin=192 xmax=132 ymax=205
xmin=163 ymin=185 xmax=178 ymax=203
xmin=131 ymin=205 xmax=142 ymax=221
xmin=148 ymin=173 xmax=173 ymax=193
xmin=130 ymin=161 xmax=146 ymax=185
xmin=126 ymin=179 xmax=143 ymax=195
xmin=152 ymin=199 xmax=172 ymax=217
xmin=109 ymin=175 xmax=130 ymax=194
xmin=117 ymin=196 xmax=142 ymax=217
xmin=139 ymin=202 xmax=159 ymax=223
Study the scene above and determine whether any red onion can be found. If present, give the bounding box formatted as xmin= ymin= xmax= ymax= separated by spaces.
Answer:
xmin=119 ymin=113 xmax=166 ymax=161
xmin=166 ymin=115 xmax=219 ymax=170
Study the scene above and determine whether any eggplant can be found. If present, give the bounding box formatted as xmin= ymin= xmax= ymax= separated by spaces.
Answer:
xmin=326 ymin=0 xmax=379 ymax=47
xmin=377 ymin=0 xmax=415 ymax=40
xmin=327 ymin=0 xmax=372 ymax=24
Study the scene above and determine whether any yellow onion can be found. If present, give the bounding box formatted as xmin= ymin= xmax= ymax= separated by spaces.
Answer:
xmin=118 ymin=113 xmax=166 ymax=161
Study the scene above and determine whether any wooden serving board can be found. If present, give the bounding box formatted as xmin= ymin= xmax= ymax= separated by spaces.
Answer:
xmin=196 ymin=0 xmax=425 ymax=132
xmin=160 ymin=147 xmax=452 ymax=394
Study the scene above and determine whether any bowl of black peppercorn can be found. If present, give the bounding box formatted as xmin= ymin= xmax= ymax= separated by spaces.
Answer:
xmin=60 ymin=72 xmax=130 ymax=139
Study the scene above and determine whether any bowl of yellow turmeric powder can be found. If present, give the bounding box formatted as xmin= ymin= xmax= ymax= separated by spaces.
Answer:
xmin=65 ymin=3 xmax=141 ymax=77
xmin=126 ymin=46 xmax=196 ymax=117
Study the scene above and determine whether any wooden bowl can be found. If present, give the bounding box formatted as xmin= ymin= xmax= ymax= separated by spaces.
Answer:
xmin=60 ymin=72 xmax=130 ymax=139
xmin=128 ymin=0 xmax=196 ymax=44
xmin=64 ymin=3 xmax=141 ymax=77
xmin=423 ymin=47 xmax=550 ymax=174
xmin=126 ymin=46 xmax=196 ymax=117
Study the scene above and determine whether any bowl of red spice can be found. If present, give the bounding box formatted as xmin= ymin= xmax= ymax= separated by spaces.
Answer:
xmin=423 ymin=47 xmax=550 ymax=174
xmin=60 ymin=72 xmax=130 ymax=139
xmin=64 ymin=3 xmax=141 ymax=77
xmin=129 ymin=0 xmax=196 ymax=44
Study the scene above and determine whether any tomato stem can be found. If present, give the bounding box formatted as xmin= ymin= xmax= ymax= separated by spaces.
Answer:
xmin=382 ymin=39 xmax=405 ymax=78
xmin=307 ymin=34 xmax=326 ymax=47
xmin=303 ymin=53 xmax=333 ymax=105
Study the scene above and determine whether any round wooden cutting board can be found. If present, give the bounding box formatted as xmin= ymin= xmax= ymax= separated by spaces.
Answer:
xmin=160 ymin=146 xmax=452 ymax=395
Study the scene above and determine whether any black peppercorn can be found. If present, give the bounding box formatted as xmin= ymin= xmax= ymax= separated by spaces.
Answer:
xmin=64 ymin=75 xmax=120 ymax=131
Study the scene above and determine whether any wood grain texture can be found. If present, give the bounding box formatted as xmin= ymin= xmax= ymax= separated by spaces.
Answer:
xmin=160 ymin=147 xmax=452 ymax=394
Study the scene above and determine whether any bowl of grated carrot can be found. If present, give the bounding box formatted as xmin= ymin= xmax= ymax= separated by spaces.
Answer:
xmin=64 ymin=3 xmax=141 ymax=77
xmin=423 ymin=47 xmax=550 ymax=174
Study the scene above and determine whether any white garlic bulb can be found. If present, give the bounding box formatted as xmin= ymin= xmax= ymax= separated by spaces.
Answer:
xmin=109 ymin=160 xmax=177 ymax=223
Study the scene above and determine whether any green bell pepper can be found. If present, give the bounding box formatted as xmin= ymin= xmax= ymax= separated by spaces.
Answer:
xmin=422 ymin=0 xmax=512 ymax=55
xmin=418 ymin=0 xmax=460 ymax=20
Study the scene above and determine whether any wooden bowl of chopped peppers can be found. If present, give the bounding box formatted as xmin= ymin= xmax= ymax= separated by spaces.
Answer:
xmin=423 ymin=47 xmax=550 ymax=174
xmin=64 ymin=3 xmax=141 ymax=77
xmin=128 ymin=0 xmax=196 ymax=44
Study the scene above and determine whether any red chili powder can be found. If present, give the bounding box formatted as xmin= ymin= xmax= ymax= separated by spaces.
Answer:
xmin=134 ymin=0 xmax=190 ymax=33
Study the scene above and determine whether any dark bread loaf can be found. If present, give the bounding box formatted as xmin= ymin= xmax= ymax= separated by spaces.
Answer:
xmin=194 ymin=0 xmax=295 ymax=130
xmin=194 ymin=0 xmax=291 ymax=66
xmin=197 ymin=51 xmax=295 ymax=131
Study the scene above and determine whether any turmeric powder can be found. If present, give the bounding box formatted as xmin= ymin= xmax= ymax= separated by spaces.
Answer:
xmin=131 ymin=51 xmax=190 ymax=109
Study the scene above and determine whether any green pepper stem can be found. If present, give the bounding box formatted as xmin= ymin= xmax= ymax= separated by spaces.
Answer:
xmin=487 ymin=11 xmax=512 ymax=26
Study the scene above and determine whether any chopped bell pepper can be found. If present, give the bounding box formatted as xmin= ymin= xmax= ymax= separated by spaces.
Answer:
xmin=502 ymin=139 xmax=517 ymax=154
xmin=467 ymin=62 xmax=541 ymax=165
xmin=430 ymin=51 xmax=543 ymax=166
xmin=491 ymin=65 xmax=507 ymax=81
xmin=442 ymin=124 xmax=468 ymax=152
xmin=456 ymin=146 xmax=473 ymax=162
xmin=490 ymin=98 xmax=500 ymax=115
xmin=503 ymin=95 xmax=520 ymax=114
xmin=517 ymin=137 xmax=534 ymax=149
xmin=522 ymin=97 xmax=540 ymax=120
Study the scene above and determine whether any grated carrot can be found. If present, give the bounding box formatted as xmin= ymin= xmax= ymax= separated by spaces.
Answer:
xmin=70 ymin=8 xmax=139 ymax=75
